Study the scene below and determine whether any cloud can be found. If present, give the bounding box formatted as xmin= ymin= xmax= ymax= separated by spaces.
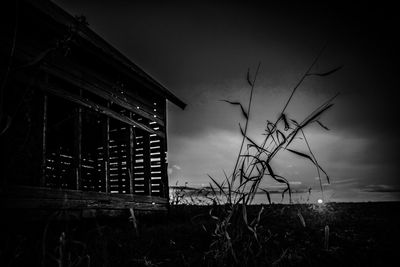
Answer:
xmin=331 ymin=178 xmax=358 ymax=184
xmin=362 ymin=184 xmax=400 ymax=193
xmin=329 ymin=188 xmax=400 ymax=203
xmin=167 ymin=128 xmax=242 ymax=185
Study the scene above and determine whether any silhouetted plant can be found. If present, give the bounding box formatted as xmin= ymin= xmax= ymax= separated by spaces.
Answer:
xmin=206 ymin=46 xmax=341 ymax=265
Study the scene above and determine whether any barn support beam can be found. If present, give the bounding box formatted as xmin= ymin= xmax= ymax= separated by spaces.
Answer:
xmin=160 ymin=139 xmax=168 ymax=199
xmin=40 ymin=93 xmax=48 ymax=187
xmin=74 ymin=90 xmax=82 ymax=190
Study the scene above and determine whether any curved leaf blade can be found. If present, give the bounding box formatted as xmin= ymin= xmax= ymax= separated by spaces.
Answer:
xmin=307 ymin=65 xmax=343 ymax=77
xmin=247 ymin=68 xmax=253 ymax=87
xmin=286 ymin=148 xmax=315 ymax=164
xmin=316 ymin=120 xmax=330 ymax=131
xmin=221 ymin=100 xmax=248 ymax=120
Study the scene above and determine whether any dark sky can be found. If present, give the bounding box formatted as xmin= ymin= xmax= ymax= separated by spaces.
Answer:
xmin=55 ymin=0 xmax=399 ymax=202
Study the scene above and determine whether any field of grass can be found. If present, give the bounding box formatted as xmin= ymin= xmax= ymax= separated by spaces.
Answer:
xmin=1 ymin=202 xmax=399 ymax=266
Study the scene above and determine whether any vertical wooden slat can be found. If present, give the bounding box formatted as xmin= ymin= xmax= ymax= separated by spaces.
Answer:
xmin=129 ymin=112 xmax=135 ymax=194
xmin=40 ymin=93 xmax=48 ymax=187
xmin=142 ymin=132 xmax=151 ymax=196
xmin=74 ymin=89 xmax=82 ymax=190
xmin=104 ymin=103 xmax=110 ymax=194
xmin=162 ymin=99 xmax=169 ymax=199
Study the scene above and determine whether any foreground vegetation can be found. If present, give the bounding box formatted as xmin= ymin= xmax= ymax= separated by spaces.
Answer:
xmin=1 ymin=202 xmax=399 ymax=266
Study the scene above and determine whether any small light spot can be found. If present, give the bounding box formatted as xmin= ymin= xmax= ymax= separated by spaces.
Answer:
xmin=317 ymin=199 xmax=323 ymax=204
xmin=152 ymin=202 xmax=156 ymax=205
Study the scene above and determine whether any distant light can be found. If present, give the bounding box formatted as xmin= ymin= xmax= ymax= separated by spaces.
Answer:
xmin=152 ymin=202 xmax=156 ymax=205
xmin=317 ymin=199 xmax=323 ymax=204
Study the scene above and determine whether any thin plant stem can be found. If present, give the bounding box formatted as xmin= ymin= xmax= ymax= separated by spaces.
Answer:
xmin=300 ymin=129 xmax=324 ymax=200
xmin=244 ymin=44 xmax=329 ymax=182
xmin=231 ymin=62 xmax=261 ymax=185
xmin=280 ymin=43 xmax=327 ymax=115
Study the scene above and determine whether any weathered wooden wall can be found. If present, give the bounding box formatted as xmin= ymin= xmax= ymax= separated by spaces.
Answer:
xmin=0 ymin=0 xmax=177 ymax=212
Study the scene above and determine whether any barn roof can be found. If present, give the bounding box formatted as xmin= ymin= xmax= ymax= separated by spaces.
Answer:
xmin=26 ymin=0 xmax=186 ymax=110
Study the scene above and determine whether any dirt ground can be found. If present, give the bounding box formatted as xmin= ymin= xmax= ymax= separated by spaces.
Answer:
xmin=1 ymin=202 xmax=399 ymax=266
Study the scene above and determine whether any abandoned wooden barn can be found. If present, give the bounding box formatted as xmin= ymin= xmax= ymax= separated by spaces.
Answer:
xmin=0 ymin=0 xmax=185 ymax=216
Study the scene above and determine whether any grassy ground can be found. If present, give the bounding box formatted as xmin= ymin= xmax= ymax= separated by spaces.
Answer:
xmin=1 ymin=202 xmax=399 ymax=266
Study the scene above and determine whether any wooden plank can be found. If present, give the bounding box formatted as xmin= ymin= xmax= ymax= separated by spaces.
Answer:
xmin=1 ymin=198 xmax=167 ymax=211
xmin=133 ymin=133 xmax=145 ymax=194
xmin=37 ymin=82 xmax=166 ymax=138
xmin=46 ymin=57 xmax=165 ymax=119
xmin=161 ymin=100 xmax=169 ymax=199
xmin=40 ymin=63 xmax=166 ymax=126
xmin=109 ymin=123 xmax=128 ymax=194
xmin=5 ymin=39 xmax=165 ymax=120
xmin=55 ymin=149 xmax=62 ymax=188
